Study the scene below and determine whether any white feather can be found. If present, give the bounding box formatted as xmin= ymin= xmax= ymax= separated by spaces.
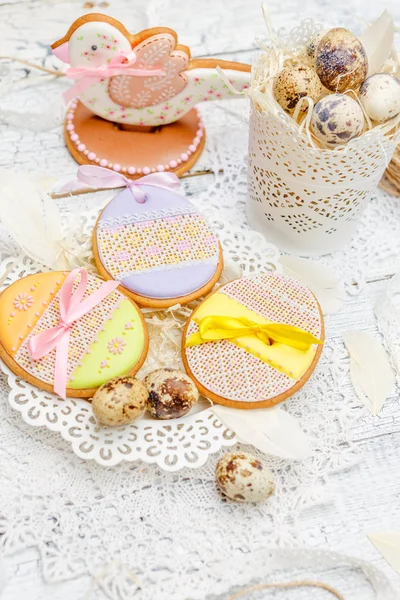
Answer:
xmin=367 ymin=532 xmax=400 ymax=575
xmin=0 ymin=559 xmax=6 ymax=595
xmin=0 ymin=170 xmax=65 ymax=269
xmin=0 ymin=171 xmax=92 ymax=271
xmin=360 ymin=11 xmax=395 ymax=76
xmin=211 ymin=404 xmax=311 ymax=460
xmin=219 ymin=258 xmax=243 ymax=285
xmin=279 ymin=255 xmax=345 ymax=315
xmin=343 ymin=331 xmax=395 ymax=416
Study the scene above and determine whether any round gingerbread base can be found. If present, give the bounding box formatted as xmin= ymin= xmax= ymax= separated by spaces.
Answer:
xmin=64 ymin=101 xmax=206 ymax=178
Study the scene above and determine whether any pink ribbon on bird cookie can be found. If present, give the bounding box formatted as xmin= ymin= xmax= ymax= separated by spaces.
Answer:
xmin=64 ymin=51 xmax=164 ymax=103
xmin=27 ymin=268 xmax=119 ymax=399
xmin=62 ymin=165 xmax=182 ymax=204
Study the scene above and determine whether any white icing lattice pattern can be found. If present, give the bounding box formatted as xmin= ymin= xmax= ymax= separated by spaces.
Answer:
xmin=186 ymin=331 xmax=294 ymax=401
xmin=222 ymin=274 xmax=321 ymax=332
xmin=185 ymin=273 xmax=322 ymax=402
xmin=97 ymin=212 xmax=219 ymax=278
xmin=98 ymin=204 xmax=195 ymax=228
xmin=14 ymin=274 xmax=123 ymax=386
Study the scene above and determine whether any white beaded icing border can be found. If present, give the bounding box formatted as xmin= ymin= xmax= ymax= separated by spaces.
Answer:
xmin=66 ymin=101 xmax=205 ymax=174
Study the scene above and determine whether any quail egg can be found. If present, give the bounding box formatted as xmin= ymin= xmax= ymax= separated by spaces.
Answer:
xmin=273 ymin=65 xmax=324 ymax=114
xmin=144 ymin=368 xmax=199 ymax=419
xmin=311 ymin=93 xmax=364 ymax=147
xmin=315 ymin=28 xmax=368 ymax=92
xmin=216 ymin=452 xmax=276 ymax=503
xmin=92 ymin=376 xmax=148 ymax=426
xmin=360 ymin=73 xmax=400 ymax=123
xmin=306 ymin=31 xmax=326 ymax=63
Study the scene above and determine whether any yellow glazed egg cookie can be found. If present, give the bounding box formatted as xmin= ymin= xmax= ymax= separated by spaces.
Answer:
xmin=183 ymin=272 xmax=324 ymax=409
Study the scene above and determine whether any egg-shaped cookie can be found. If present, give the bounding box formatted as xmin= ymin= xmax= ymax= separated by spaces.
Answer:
xmin=0 ymin=270 xmax=148 ymax=398
xmin=182 ymin=272 xmax=324 ymax=409
xmin=93 ymin=184 xmax=223 ymax=308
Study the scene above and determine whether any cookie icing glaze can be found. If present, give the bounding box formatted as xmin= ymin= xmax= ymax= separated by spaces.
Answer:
xmin=0 ymin=271 xmax=147 ymax=396
xmin=69 ymin=297 xmax=144 ymax=389
xmin=67 ymin=21 xmax=131 ymax=69
xmin=95 ymin=184 xmax=221 ymax=301
xmin=183 ymin=272 xmax=324 ymax=409
xmin=0 ymin=272 xmax=67 ymax=355
xmin=52 ymin=14 xmax=251 ymax=127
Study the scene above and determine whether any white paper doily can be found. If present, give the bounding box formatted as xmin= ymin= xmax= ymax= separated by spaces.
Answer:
xmin=2 ymin=6 xmax=400 ymax=591
xmin=0 ymin=205 xmax=280 ymax=470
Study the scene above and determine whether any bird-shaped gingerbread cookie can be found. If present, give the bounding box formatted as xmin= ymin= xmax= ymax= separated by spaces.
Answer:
xmin=52 ymin=14 xmax=251 ymax=177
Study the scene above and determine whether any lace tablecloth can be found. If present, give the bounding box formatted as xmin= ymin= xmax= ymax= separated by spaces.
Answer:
xmin=1 ymin=1 xmax=400 ymax=599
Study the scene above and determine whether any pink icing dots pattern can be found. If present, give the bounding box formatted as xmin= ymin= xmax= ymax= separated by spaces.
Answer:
xmin=65 ymin=101 xmax=204 ymax=176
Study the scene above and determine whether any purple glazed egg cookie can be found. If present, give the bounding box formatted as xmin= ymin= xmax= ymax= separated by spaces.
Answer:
xmin=94 ymin=184 xmax=223 ymax=308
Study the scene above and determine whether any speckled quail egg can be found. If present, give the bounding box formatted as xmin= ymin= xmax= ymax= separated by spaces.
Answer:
xmin=359 ymin=73 xmax=400 ymax=123
xmin=216 ymin=452 xmax=276 ymax=503
xmin=144 ymin=368 xmax=199 ymax=419
xmin=315 ymin=28 xmax=368 ymax=92
xmin=273 ymin=65 xmax=324 ymax=114
xmin=306 ymin=31 xmax=326 ymax=63
xmin=311 ymin=93 xmax=364 ymax=147
xmin=92 ymin=376 xmax=148 ymax=426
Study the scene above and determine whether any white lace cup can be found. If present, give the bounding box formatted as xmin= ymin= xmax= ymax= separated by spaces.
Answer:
xmin=247 ymin=101 xmax=398 ymax=257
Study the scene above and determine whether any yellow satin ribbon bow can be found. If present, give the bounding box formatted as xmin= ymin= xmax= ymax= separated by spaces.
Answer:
xmin=186 ymin=315 xmax=322 ymax=351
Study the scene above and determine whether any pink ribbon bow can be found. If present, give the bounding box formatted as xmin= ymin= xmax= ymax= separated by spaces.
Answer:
xmin=27 ymin=268 xmax=119 ymax=399
xmin=64 ymin=51 xmax=164 ymax=103
xmin=62 ymin=165 xmax=182 ymax=204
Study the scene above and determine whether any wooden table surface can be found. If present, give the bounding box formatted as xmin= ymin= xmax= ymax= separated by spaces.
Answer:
xmin=0 ymin=0 xmax=400 ymax=598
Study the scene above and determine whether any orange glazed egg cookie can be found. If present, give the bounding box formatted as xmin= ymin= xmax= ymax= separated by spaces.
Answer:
xmin=0 ymin=269 xmax=148 ymax=398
